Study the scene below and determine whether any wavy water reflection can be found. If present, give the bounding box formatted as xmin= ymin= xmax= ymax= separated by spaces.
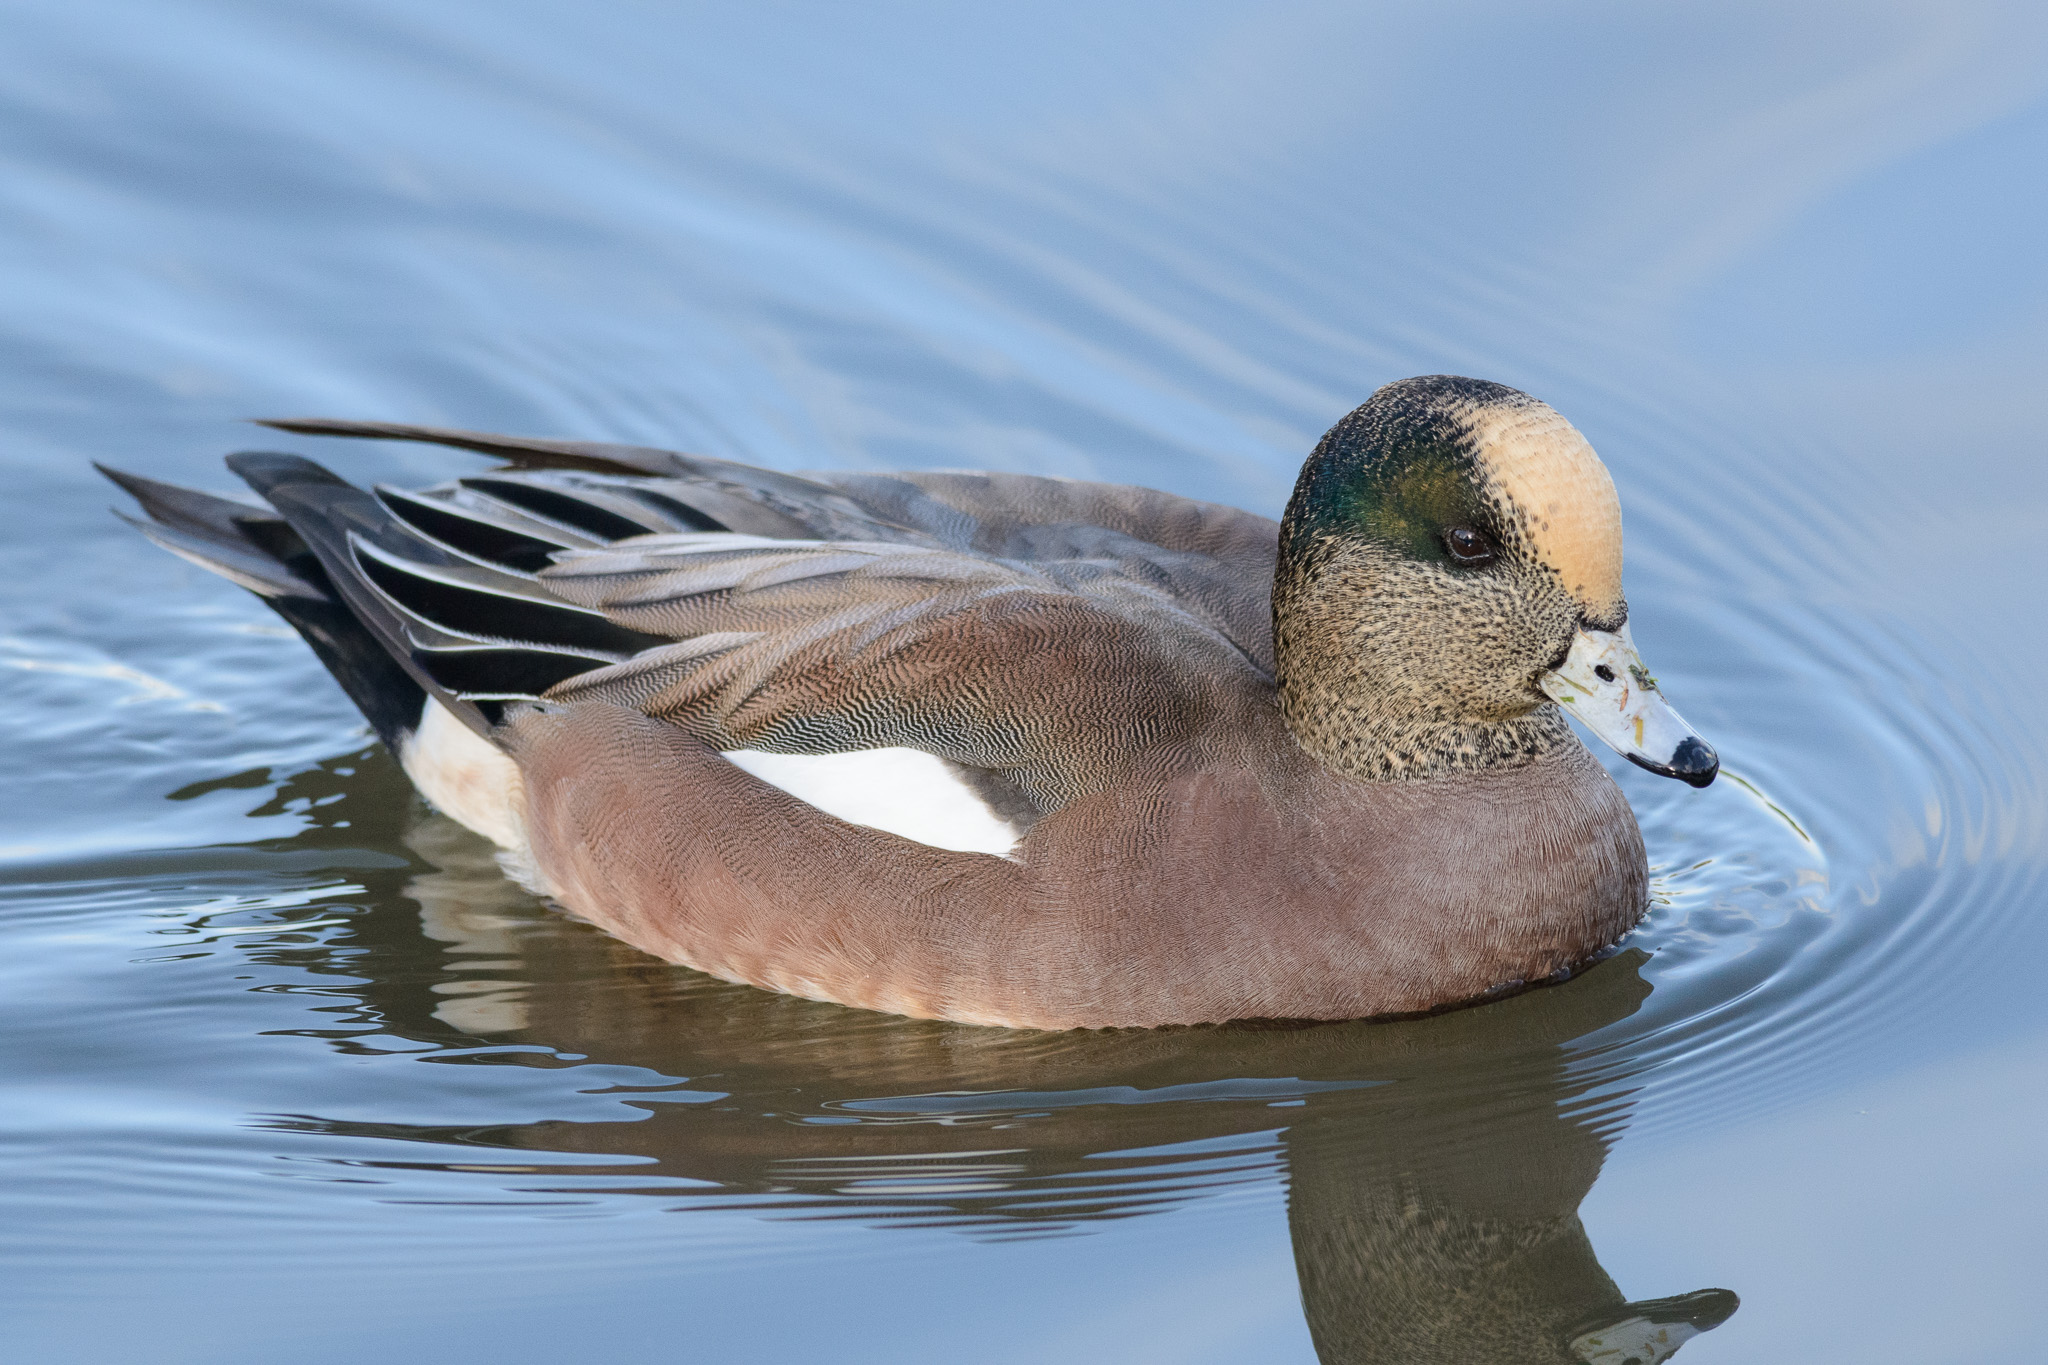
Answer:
xmin=277 ymin=797 xmax=1742 ymax=1362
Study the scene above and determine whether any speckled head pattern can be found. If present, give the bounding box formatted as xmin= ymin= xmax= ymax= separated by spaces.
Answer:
xmin=1275 ymin=376 xmax=1628 ymax=781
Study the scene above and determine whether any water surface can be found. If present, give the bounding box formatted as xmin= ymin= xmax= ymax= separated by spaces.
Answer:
xmin=3 ymin=3 xmax=2047 ymax=1361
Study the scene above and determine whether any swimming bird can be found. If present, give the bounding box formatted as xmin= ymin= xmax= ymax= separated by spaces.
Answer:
xmin=104 ymin=375 xmax=1717 ymax=1029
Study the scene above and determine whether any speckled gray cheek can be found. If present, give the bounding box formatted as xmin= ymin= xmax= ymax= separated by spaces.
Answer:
xmin=1366 ymin=557 xmax=1581 ymax=716
xmin=1272 ymin=537 xmax=1584 ymax=783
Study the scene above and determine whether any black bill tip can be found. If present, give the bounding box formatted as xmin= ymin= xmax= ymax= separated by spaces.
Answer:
xmin=1627 ymin=735 xmax=1720 ymax=788
xmin=1569 ymin=1287 xmax=1741 ymax=1355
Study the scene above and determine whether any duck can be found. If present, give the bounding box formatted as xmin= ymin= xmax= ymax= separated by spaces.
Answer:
xmin=104 ymin=375 xmax=1717 ymax=1029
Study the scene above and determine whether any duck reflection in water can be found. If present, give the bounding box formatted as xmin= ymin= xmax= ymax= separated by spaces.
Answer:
xmin=344 ymin=813 xmax=1739 ymax=1365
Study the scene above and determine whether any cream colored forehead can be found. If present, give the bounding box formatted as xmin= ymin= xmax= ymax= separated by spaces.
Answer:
xmin=1461 ymin=400 xmax=1624 ymax=615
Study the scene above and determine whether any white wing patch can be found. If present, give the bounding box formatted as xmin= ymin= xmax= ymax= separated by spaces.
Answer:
xmin=401 ymin=698 xmax=1023 ymax=864
xmin=720 ymin=747 xmax=1024 ymax=858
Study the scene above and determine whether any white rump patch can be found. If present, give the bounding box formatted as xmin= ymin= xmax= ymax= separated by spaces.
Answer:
xmin=720 ymin=747 xmax=1024 ymax=858
xmin=401 ymin=698 xmax=527 ymax=855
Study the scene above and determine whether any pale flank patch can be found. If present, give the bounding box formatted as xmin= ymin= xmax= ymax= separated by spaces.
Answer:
xmin=721 ymin=747 xmax=1024 ymax=858
xmin=1463 ymin=399 xmax=1625 ymax=616
xmin=401 ymin=698 xmax=529 ymax=855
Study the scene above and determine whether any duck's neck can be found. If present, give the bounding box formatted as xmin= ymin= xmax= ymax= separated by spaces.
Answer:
xmin=1271 ymin=554 xmax=1573 ymax=783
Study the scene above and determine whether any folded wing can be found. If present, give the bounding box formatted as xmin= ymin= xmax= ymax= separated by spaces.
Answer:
xmin=538 ymin=531 xmax=1267 ymax=812
xmin=106 ymin=436 xmax=1277 ymax=820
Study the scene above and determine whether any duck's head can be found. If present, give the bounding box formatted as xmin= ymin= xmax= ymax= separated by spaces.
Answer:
xmin=1274 ymin=375 xmax=1717 ymax=787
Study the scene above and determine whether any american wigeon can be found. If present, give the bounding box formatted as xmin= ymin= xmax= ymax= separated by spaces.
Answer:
xmin=105 ymin=375 xmax=1717 ymax=1028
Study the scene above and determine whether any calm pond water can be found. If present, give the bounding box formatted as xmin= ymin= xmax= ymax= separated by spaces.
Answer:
xmin=4 ymin=3 xmax=2047 ymax=1361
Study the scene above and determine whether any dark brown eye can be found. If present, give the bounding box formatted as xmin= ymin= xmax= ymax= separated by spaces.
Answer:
xmin=1443 ymin=524 xmax=1496 ymax=566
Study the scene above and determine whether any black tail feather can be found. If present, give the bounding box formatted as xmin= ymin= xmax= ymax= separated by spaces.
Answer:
xmin=264 ymin=593 xmax=431 ymax=753
xmin=255 ymin=478 xmax=560 ymax=744
xmin=98 ymin=462 xmax=426 ymax=750
xmin=111 ymin=507 xmax=323 ymax=602
xmin=105 ymin=433 xmax=939 ymax=758
xmin=96 ymin=463 xmax=322 ymax=600
xmin=102 ymin=455 xmax=689 ymax=754
xmin=224 ymin=449 xmax=354 ymax=498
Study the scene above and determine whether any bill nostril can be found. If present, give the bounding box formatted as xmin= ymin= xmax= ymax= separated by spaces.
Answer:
xmin=1593 ymin=664 xmax=1616 ymax=682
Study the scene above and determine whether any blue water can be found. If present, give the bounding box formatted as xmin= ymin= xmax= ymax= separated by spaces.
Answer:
xmin=3 ymin=3 xmax=2047 ymax=1361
